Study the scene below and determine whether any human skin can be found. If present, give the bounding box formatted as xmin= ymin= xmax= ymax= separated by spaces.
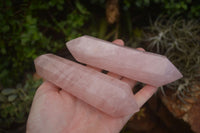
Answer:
xmin=26 ymin=39 xmax=157 ymax=133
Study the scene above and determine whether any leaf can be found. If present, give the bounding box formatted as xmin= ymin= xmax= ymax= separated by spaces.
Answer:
xmin=1 ymin=88 xmax=16 ymax=95
xmin=8 ymin=94 xmax=17 ymax=102
xmin=0 ymin=95 xmax=6 ymax=102
xmin=75 ymin=1 xmax=89 ymax=14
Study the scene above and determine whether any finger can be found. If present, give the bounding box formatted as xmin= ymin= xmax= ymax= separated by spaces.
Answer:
xmin=86 ymin=64 xmax=102 ymax=72
xmin=107 ymin=72 xmax=122 ymax=79
xmin=121 ymin=47 xmax=145 ymax=88
xmin=112 ymin=39 xmax=124 ymax=46
xmin=36 ymin=81 xmax=60 ymax=94
xmin=137 ymin=48 xmax=145 ymax=52
xmin=134 ymin=85 xmax=157 ymax=107
xmin=121 ymin=77 xmax=137 ymax=88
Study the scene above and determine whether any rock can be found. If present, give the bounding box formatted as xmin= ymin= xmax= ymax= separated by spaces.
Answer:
xmin=161 ymin=85 xmax=200 ymax=133
xmin=187 ymin=96 xmax=200 ymax=133
xmin=148 ymin=94 xmax=193 ymax=133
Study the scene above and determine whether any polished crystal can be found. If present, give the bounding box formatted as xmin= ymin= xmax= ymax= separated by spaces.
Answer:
xmin=34 ymin=54 xmax=139 ymax=117
xmin=66 ymin=35 xmax=183 ymax=87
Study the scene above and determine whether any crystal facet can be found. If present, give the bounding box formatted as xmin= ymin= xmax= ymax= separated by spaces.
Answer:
xmin=66 ymin=35 xmax=183 ymax=87
xmin=34 ymin=54 xmax=139 ymax=117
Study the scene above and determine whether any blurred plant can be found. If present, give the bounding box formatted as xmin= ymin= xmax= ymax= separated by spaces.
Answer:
xmin=0 ymin=0 xmax=91 ymax=87
xmin=0 ymin=74 xmax=42 ymax=129
xmin=50 ymin=0 xmax=91 ymax=41
xmin=141 ymin=16 xmax=200 ymax=102
xmin=122 ymin=0 xmax=200 ymax=18
xmin=0 ymin=1 xmax=93 ymax=131
xmin=1 ymin=0 xmax=199 ymax=87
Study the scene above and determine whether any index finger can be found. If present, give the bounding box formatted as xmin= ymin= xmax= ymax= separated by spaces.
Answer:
xmin=134 ymin=85 xmax=157 ymax=107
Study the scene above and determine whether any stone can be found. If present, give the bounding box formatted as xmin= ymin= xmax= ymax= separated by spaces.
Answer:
xmin=66 ymin=35 xmax=183 ymax=87
xmin=34 ymin=54 xmax=139 ymax=117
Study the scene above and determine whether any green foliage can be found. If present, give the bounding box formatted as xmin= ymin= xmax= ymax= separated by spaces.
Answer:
xmin=122 ymin=0 xmax=200 ymax=18
xmin=51 ymin=1 xmax=91 ymax=41
xmin=0 ymin=0 xmax=91 ymax=87
xmin=0 ymin=0 xmax=93 ymax=130
xmin=0 ymin=74 xmax=42 ymax=128
xmin=1 ymin=0 xmax=199 ymax=87
xmin=141 ymin=17 xmax=200 ymax=101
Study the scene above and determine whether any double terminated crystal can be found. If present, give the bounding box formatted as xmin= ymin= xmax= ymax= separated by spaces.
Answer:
xmin=66 ymin=35 xmax=183 ymax=87
xmin=35 ymin=54 xmax=139 ymax=117
xmin=35 ymin=35 xmax=182 ymax=117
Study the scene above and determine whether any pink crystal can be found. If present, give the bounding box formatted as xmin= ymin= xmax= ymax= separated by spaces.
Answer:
xmin=66 ymin=35 xmax=183 ymax=87
xmin=34 ymin=54 xmax=139 ymax=117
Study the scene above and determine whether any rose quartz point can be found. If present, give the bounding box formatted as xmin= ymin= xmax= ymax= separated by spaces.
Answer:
xmin=66 ymin=35 xmax=183 ymax=87
xmin=34 ymin=54 xmax=139 ymax=117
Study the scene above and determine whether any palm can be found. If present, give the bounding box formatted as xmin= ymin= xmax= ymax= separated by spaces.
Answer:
xmin=27 ymin=81 xmax=131 ymax=133
xmin=27 ymin=40 xmax=157 ymax=133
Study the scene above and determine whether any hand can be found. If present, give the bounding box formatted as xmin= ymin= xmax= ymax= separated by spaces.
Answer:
xmin=26 ymin=39 xmax=157 ymax=133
